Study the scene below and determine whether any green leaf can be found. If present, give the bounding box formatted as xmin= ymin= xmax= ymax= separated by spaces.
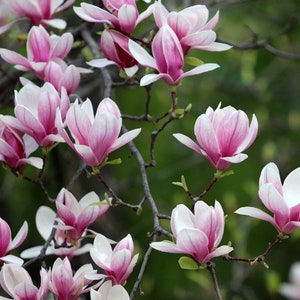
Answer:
xmin=185 ymin=56 xmax=204 ymax=67
xmin=178 ymin=256 xmax=199 ymax=270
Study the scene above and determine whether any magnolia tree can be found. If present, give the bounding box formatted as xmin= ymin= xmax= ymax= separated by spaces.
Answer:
xmin=0 ymin=0 xmax=299 ymax=299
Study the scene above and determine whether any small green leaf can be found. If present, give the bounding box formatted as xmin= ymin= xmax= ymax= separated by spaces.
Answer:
xmin=185 ymin=56 xmax=204 ymax=67
xmin=81 ymin=46 xmax=94 ymax=61
xmin=178 ymin=256 xmax=199 ymax=270
xmin=172 ymin=181 xmax=184 ymax=188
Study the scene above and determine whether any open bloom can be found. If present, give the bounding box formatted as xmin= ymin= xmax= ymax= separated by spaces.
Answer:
xmin=56 ymin=188 xmax=110 ymax=240
xmin=13 ymin=82 xmax=70 ymax=147
xmin=6 ymin=0 xmax=75 ymax=29
xmin=279 ymin=262 xmax=300 ymax=299
xmin=48 ymin=257 xmax=96 ymax=300
xmin=129 ymin=25 xmax=219 ymax=86
xmin=0 ymin=218 xmax=28 ymax=265
xmin=0 ymin=25 xmax=73 ymax=78
xmin=0 ymin=263 xmax=49 ymax=300
xmin=235 ymin=162 xmax=300 ymax=234
xmin=21 ymin=206 xmax=92 ymax=259
xmin=0 ymin=116 xmax=43 ymax=170
xmin=57 ymin=97 xmax=141 ymax=167
xmin=90 ymin=234 xmax=139 ymax=285
xmin=150 ymin=201 xmax=233 ymax=264
xmin=74 ymin=1 xmax=153 ymax=35
xmin=88 ymin=29 xmax=139 ymax=77
xmin=90 ymin=280 xmax=130 ymax=300
xmin=173 ymin=104 xmax=258 ymax=170
xmin=153 ymin=1 xmax=231 ymax=55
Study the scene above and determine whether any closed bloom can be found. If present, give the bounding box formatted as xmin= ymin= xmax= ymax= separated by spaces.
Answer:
xmin=56 ymin=188 xmax=110 ymax=240
xmin=173 ymin=104 xmax=258 ymax=170
xmin=129 ymin=25 xmax=219 ymax=86
xmin=235 ymin=162 xmax=300 ymax=234
xmin=57 ymin=97 xmax=141 ymax=167
xmin=90 ymin=234 xmax=139 ymax=285
xmin=0 ymin=218 xmax=28 ymax=265
xmin=6 ymin=0 xmax=75 ymax=29
xmin=74 ymin=0 xmax=153 ymax=35
xmin=49 ymin=257 xmax=96 ymax=300
xmin=150 ymin=201 xmax=233 ymax=264
xmin=13 ymin=82 xmax=70 ymax=147
xmin=153 ymin=1 xmax=231 ymax=55
xmin=90 ymin=280 xmax=130 ymax=300
xmin=0 ymin=264 xmax=49 ymax=300
xmin=87 ymin=29 xmax=139 ymax=77
xmin=279 ymin=262 xmax=300 ymax=300
xmin=0 ymin=116 xmax=43 ymax=170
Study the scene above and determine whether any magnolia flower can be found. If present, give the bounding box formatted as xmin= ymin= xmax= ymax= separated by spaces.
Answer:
xmin=90 ymin=234 xmax=139 ymax=285
xmin=173 ymin=104 xmax=258 ymax=170
xmin=43 ymin=60 xmax=83 ymax=95
xmin=153 ymin=1 xmax=231 ymax=55
xmin=129 ymin=25 xmax=219 ymax=86
xmin=87 ymin=29 xmax=139 ymax=77
xmin=48 ymin=257 xmax=96 ymax=300
xmin=0 ymin=218 xmax=28 ymax=265
xmin=90 ymin=280 xmax=130 ymax=300
xmin=0 ymin=25 xmax=73 ymax=78
xmin=57 ymin=97 xmax=141 ymax=167
xmin=0 ymin=116 xmax=43 ymax=170
xmin=74 ymin=0 xmax=153 ymax=35
xmin=150 ymin=201 xmax=233 ymax=264
xmin=279 ymin=262 xmax=300 ymax=299
xmin=13 ymin=82 xmax=70 ymax=147
xmin=0 ymin=264 xmax=49 ymax=300
xmin=235 ymin=162 xmax=300 ymax=234
xmin=21 ymin=206 xmax=92 ymax=259
xmin=5 ymin=0 xmax=75 ymax=29
xmin=56 ymin=188 xmax=110 ymax=240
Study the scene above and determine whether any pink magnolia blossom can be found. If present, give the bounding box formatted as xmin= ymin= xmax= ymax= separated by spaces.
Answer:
xmin=56 ymin=188 xmax=110 ymax=240
xmin=12 ymin=82 xmax=70 ymax=148
xmin=90 ymin=280 xmax=130 ymax=300
xmin=74 ymin=1 xmax=153 ymax=35
xmin=87 ymin=29 xmax=139 ymax=77
xmin=0 ymin=116 xmax=43 ymax=170
xmin=0 ymin=218 xmax=28 ymax=265
xmin=0 ymin=263 xmax=49 ymax=300
xmin=153 ymin=1 xmax=231 ymax=55
xmin=21 ymin=206 xmax=92 ymax=259
xmin=57 ymin=97 xmax=141 ymax=167
xmin=48 ymin=257 xmax=97 ymax=300
xmin=150 ymin=201 xmax=233 ymax=264
xmin=5 ymin=0 xmax=75 ymax=29
xmin=279 ymin=262 xmax=300 ymax=299
xmin=90 ymin=234 xmax=139 ymax=285
xmin=173 ymin=104 xmax=258 ymax=170
xmin=0 ymin=25 xmax=86 ymax=93
xmin=0 ymin=25 xmax=73 ymax=77
xmin=129 ymin=25 xmax=219 ymax=86
xmin=235 ymin=162 xmax=300 ymax=234
xmin=43 ymin=60 xmax=83 ymax=95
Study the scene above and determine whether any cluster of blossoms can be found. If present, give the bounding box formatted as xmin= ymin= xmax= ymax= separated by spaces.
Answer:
xmin=0 ymin=0 xmax=298 ymax=299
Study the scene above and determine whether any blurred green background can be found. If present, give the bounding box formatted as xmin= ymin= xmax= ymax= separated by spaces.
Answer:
xmin=0 ymin=0 xmax=300 ymax=299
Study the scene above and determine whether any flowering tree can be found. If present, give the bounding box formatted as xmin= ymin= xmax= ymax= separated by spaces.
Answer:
xmin=0 ymin=0 xmax=299 ymax=299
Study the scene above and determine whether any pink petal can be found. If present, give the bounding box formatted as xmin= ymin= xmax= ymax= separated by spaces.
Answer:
xmin=282 ymin=167 xmax=300 ymax=207
xmin=109 ymin=128 xmax=141 ymax=153
xmin=9 ymin=221 xmax=28 ymax=251
xmin=235 ymin=206 xmax=275 ymax=225
xmin=173 ymin=133 xmax=205 ymax=155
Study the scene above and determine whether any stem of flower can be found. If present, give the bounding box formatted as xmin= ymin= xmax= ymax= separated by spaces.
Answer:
xmin=206 ymin=262 xmax=223 ymax=300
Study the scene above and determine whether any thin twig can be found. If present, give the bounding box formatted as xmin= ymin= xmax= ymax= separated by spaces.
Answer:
xmin=207 ymin=262 xmax=223 ymax=300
